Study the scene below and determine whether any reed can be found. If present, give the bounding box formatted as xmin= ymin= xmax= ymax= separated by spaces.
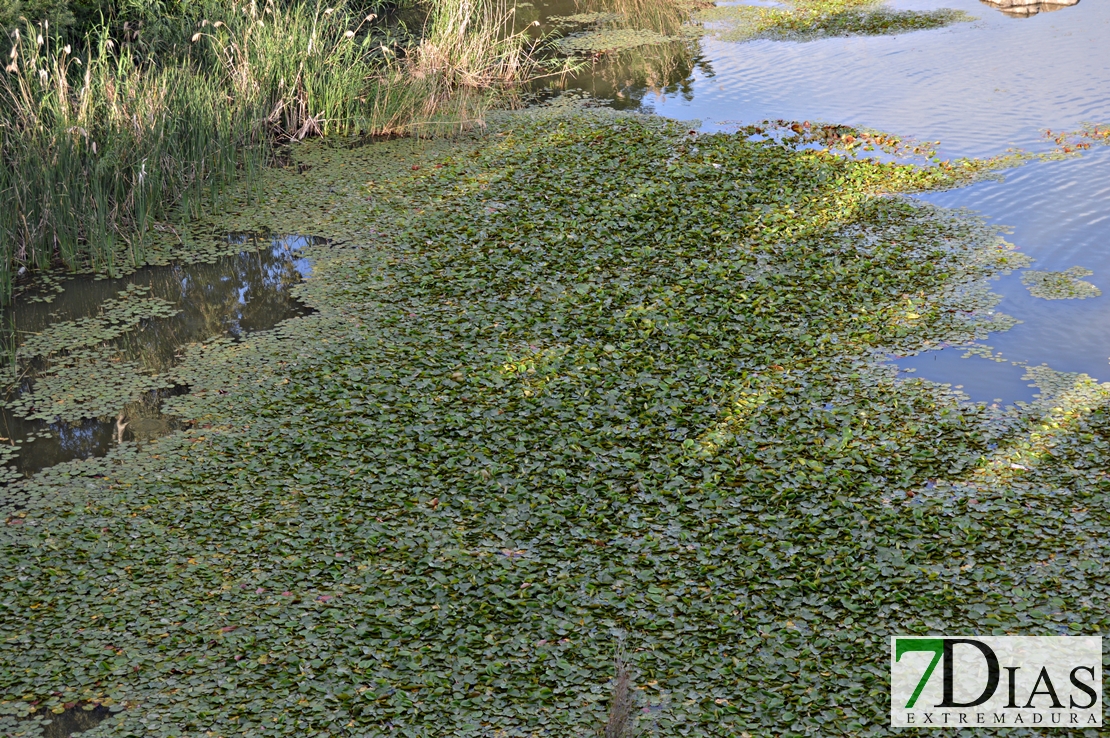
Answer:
xmin=602 ymin=655 xmax=638 ymax=738
xmin=0 ymin=26 xmax=250 ymax=295
xmin=412 ymin=0 xmax=540 ymax=88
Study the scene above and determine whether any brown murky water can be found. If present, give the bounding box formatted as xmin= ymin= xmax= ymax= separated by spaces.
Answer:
xmin=1 ymin=235 xmax=315 ymax=479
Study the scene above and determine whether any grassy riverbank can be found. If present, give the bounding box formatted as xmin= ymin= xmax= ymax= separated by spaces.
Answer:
xmin=4 ymin=108 xmax=1109 ymax=736
xmin=0 ymin=0 xmax=544 ymax=303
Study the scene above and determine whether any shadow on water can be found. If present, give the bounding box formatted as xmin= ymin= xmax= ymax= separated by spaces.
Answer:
xmin=0 ymin=703 xmax=112 ymax=737
xmin=1 ymin=235 xmax=318 ymax=480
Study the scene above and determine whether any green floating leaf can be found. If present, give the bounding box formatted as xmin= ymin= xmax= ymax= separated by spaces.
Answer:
xmin=698 ymin=0 xmax=973 ymax=43
xmin=16 ymin=283 xmax=180 ymax=361
xmin=4 ymin=110 xmax=1110 ymax=738
xmin=556 ymin=27 xmax=682 ymax=53
xmin=1021 ymin=266 xmax=1101 ymax=300
xmin=4 ymin=347 xmax=172 ymax=423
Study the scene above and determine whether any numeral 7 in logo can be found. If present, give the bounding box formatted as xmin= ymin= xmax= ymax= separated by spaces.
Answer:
xmin=895 ymin=638 xmax=944 ymax=709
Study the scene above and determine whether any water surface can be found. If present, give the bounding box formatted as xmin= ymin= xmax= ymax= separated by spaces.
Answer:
xmin=2 ymin=235 xmax=315 ymax=478
xmin=549 ymin=0 xmax=1108 ymax=156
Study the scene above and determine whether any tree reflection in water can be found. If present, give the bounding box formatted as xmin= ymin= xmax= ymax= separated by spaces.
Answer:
xmin=525 ymin=0 xmax=714 ymax=109
xmin=1 ymin=235 xmax=316 ymax=478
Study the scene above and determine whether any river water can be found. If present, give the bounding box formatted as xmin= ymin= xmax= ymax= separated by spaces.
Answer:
xmin=534 ymin=0 xmax=1110 ymax=405
xmin=1 ymin=4 xmax=1100 ymax=735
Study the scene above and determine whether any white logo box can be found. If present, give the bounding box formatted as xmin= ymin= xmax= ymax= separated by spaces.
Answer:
xmin=891 ymin=636 xmax=1102 ymax=728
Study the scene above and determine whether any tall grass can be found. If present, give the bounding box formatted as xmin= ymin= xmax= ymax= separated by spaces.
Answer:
xmin=0 ymin=0 xmax=547 ymax=303
xmin=190 ymin=2 xmax=389 ymax=139
xmin=414 ymin=0 xmax=536 ymax=88
xmin=0 ymin=27 xmax=260 ymax=296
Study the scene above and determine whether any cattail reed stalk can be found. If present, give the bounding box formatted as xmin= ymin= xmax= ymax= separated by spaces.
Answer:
xmin=604 ymin=655 xmax=638 ymax=738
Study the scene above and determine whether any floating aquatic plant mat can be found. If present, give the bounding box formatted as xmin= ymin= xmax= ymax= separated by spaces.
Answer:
xmin=697 ymin=0 xmax=974 ymax=42
xmin=13 ymin=285 xmax=181 ymax=362
xmin=1021 ymin=266 xmax=1101 ymax=300
xmin=5 ymin=109 xmax=1110 ymax=737
xmin=555 ymin=26 xmax=691 ymax=54
xmin=0 ymin=284 xmax=181 ymax=477
xmin=550 ymin=0 xmax=703 ymax=54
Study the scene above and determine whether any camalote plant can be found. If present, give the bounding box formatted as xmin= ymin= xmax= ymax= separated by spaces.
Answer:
xmin=1021 ymin=266 xmax=1101 ymax=300
xmin=1 ymin=284 xmax=179 ymax=425
xmin=697 ymin=0 xmax=973 ymax=42
xmin=4 ymin=108 xmax=1110 ymax=736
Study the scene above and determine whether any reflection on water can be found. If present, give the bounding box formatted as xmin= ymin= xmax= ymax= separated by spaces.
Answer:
xmin=527 ymin=0 xmax=709 ymax=105
xmin=534 ymin=0 xmax=1107 ymax=403
xmin=546 ymin=39 xmax=709 ymax=109
xmin=627 ymin=0 xmax=1106 ymax=157
xmin=980 ymin=0 xmax=1079 ymax=17
xmin=1 ymin=235 xmax=316 ymax=479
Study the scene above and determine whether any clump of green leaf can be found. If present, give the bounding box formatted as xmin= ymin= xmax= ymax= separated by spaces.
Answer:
xmin=551 ymin=11 xmax=625 ymax=25
xmin=0 ymin=444 xmax=20 ymax=486
xmin=1 ymin=283 xmax=178 ymax=426
xmin=698 ymin=0 xmax=973 ymax=42
xmin=556 ymin=27 xmax=684 ymax=54
xmin=1077 ymin=123 xmax=1110 ymax=146
xmin=15 ymin=284 xmax=179 ymax=360
xmin=1021 ymin=266 xmax=1101 ymax=300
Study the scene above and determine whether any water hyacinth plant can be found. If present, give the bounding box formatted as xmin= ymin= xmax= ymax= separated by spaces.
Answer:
xmin=3 ymin=106 xmax=1101 ymax=737
xmin=697 ymin=0 xmax=973 ymax=42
